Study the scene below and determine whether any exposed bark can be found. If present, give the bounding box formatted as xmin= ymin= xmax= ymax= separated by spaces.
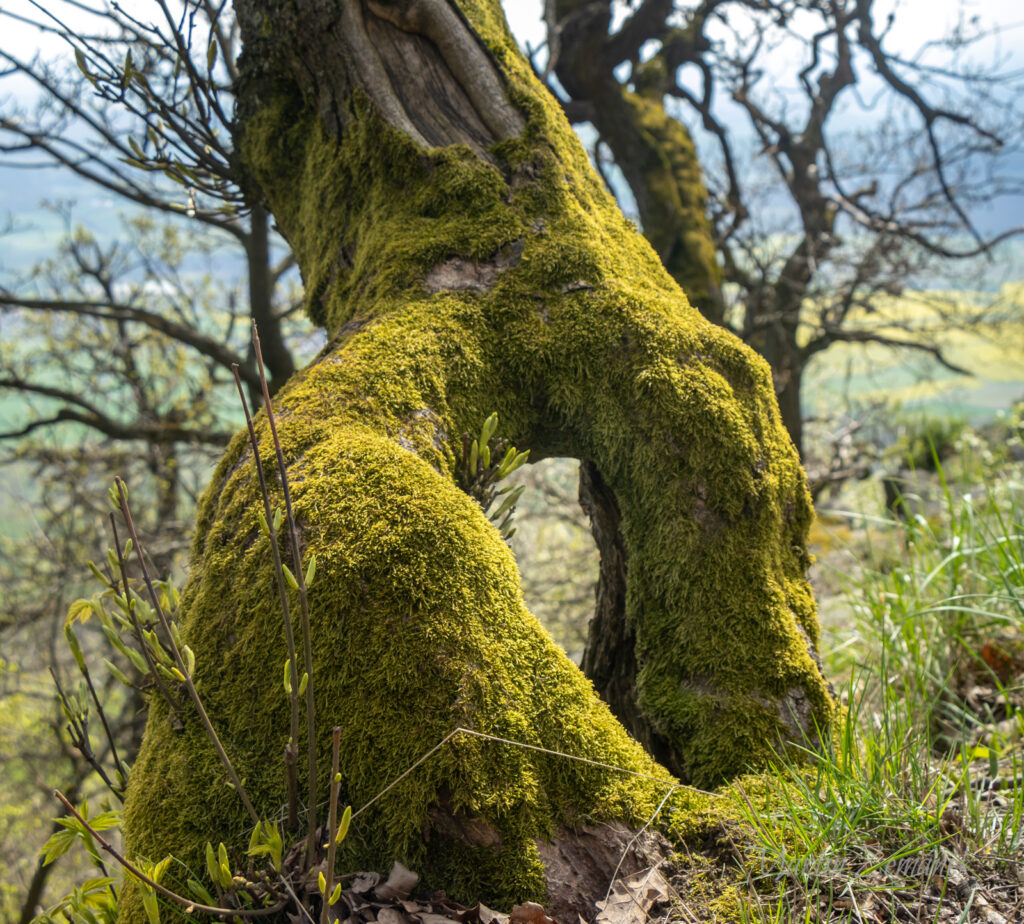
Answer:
xmin=246 ymin=204 xmax=296 ymax=391
xmin=578 ymin=462 xmax=637 ymax=741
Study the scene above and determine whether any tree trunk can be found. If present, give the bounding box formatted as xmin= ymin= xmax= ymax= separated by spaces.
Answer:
xmin=549 ymin=1 xmax=726 ymax=324
xmin=119 ymin=1 xmax=833 ymax=918
xmin=746 ymin=292 xmax=806 ymax=458
xmin=246 ymin=203 xmax=295 ymax=392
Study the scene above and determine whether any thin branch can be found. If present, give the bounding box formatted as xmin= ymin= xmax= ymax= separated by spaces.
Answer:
xmin=115 ymin=477 xmax=260 ymax=826
xmin=52 ymin=790 xmax=287 ymax=919
xmin=0 ymin=295 xmax=257 ymax=387
xmin=252 ymin=323 xmax=318 ymax=866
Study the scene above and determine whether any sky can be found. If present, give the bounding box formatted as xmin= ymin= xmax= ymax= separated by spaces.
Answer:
xmin=1 ymin=0 xmax=1022 ymax=267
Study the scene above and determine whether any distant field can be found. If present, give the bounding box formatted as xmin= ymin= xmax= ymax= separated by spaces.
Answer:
xmin=803 ymin=281 xmax=1024 ymax=423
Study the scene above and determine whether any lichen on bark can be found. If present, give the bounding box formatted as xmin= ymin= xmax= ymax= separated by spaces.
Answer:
xmin=118 ymin=0 xmax=834 ymax=919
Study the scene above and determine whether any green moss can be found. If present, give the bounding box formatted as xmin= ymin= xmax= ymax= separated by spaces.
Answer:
xmin=120 ymin=0 xmax=833 ymax=919
xmin=620 ymin=89 xmax=724 ymax=316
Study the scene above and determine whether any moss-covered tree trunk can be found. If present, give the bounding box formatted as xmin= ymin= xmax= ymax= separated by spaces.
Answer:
xmin=119 ymin=1 xmax=833 ymax=919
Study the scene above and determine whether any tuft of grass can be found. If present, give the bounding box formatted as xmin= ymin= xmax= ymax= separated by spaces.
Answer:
xmin=731 ymin=448 xmax=1024 ymax=921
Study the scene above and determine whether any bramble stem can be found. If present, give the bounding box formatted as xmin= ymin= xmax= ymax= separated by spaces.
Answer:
xmin=233 ymin=363 xmax=301 ymax=830
xmin=251 ymin=322 xmax=318 ymax=866
xmin=109 ymin=514 xmax=184 ymax=722
xmin=49 ymin=667 xmax=121 ymax=799
xmin=115 ymin=478 xmax=260 ymax=826
xmin=322 ymin=728 xmax=341 ymax=924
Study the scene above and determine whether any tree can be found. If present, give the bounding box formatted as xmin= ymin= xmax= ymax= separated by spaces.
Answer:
xmin=116 ymin=0 xmax=834 ymax=919
xmin=541 ymin=0 xmax=1024 ymax=457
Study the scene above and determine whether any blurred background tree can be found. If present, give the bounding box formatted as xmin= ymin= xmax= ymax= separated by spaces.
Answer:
xmin=541 ymin=0 xmax=1024 ymax=460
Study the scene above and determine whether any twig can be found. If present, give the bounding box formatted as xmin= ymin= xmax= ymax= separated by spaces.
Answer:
xmin=350 ymin=726 xmax=714 ymax=824
xmin=602 ymin=784 xmax=679 ymax=904
xmin=115 ymin=477 xmax=260 ymax=826
xmin=252 ymin=322 xmax=318 ymax=866
xmin=48 ymin=667 xmax=121 ymax=799
xmin=232 ymin=363 xmax=300 ymax=830
xmin=322 ymin=727 xmax=341 ymax=924
xmin=52 ymin=790 xmax=286 ymax=919
xmin=109 ymin=513 xmax=184 ymax=722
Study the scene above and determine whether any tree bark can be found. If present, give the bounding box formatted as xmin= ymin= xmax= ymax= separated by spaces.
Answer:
xmin=246 ymin=204 xmax=295 ymax=391
xmin=119 ymin=1 xmax=833 ymax=919
xmin=549 ymin=1 xmax=725 ymax=324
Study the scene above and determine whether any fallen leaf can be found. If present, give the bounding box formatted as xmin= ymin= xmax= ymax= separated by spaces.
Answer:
xmin=594 ymin=868 xmax=670 ymax=924
xmin=376 ymin=862 xmax=420 ymax=901
xmin=479 ymin=905 xmax=508 ymax=924
xmin=352 ymin=872 xmax=382 ymax=894
xmin=510 ymin=902 xmax=556 ymax=924
xmin=378 ymin=908 xmax=410 ymax=924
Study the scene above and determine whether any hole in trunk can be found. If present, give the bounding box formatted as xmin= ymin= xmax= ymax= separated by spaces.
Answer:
xmin=509 ymin=457 xmax=597 ymax=664
xmin=510 ymin=459 xmax=641 ymax=744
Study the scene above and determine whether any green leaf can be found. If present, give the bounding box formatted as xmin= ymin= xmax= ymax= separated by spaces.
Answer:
xmin=141 ymin=885 xmax=160 ymax=924
xmin=258 ymin=510 xmax=270 ymax=536
xmin=206 ymin=39 xmax=217 ymax=70
xmin=480 ymin=412 xmax=498 ymax=446
xmin=187 ymin=878 xmax=215 ymax=905
xmin=65 ymin=625 xmax=87 ymax=673
xmin=335 ymin=805 xmax=352 ymax=845
xmin=205 ymin=843 xmax=219 ymax=887
xmin=217 ymin=842 xmax=231 ymax=888
xmin=273 ymin=508 xmax=283 ymax=532
xmin=282 ymin=564 xmax=299 ymax=592
xmin=298 ymin=672 xmax=308 ymax=696
xmin=125 ymin=646 xmax=148 ymax=675
xmin=283 ymin=659 xmax=293 ymax=695
xmin=318 ymin=871 xmax=327 ymax=895
xmin=490 ymin=484 xmax=524 ymax=523
xmin=151 ymin=856 xmax=172 ymax=886
xmin=104 ymin=659 xmax=133 ymax=687
xmin=501 ymin=449 xmax=530 ymax=479
xmin=41 ymin=827 xmax=77 ymax=865
xmin=495 ymin=447 xmax=517 ymax=479
xmin=101 ymin=624 xmax=129 ymax=657
xmin=66 ymin=598 xmax=95 ymax=627
xmin=304 ymin=553 xmax=316 ymax=588
xmin=469 ymin=439 xmax=479 ymax=474
xmin=329 ymin=883 xmax=342 ymax=904
xmin=182 ymin=645 xmax=195 ymax=677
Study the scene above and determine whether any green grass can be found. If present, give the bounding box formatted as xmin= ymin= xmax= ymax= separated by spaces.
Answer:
xmin=731 ymin=445 xmax=1024 ymax=922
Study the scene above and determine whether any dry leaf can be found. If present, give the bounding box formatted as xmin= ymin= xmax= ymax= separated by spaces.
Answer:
xmin=594 ymin=868 xmax=670 ymax=924
xmin=378 ymin=908 xmax=410 ymax=924
xmin=510 ymin=902 xmax=556 ymax=924
xmin=352 ymin=872 xmax=383 ymax=894
xmin=376 ymin=862 xmax=421 ymax=901
xmin=478 ymin=905 xmax=508 ymax=924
